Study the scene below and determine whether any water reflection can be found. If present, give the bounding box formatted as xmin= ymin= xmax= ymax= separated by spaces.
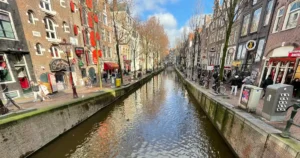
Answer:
xmin=31 ymin=69 xmax=234 ymax=158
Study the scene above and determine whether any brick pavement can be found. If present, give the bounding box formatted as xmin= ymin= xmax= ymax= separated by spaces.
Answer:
xmin=191 ymin=78 xmax=300 ymax=140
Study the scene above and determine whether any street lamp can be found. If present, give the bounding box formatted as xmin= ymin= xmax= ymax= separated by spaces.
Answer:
xmin=59 ymin=39 xmax=78 ymax=99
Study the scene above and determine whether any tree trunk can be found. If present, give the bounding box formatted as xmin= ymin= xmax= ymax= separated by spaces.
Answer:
xmin=116 ymin=44 xmax=123 ymax=84
xmin=219 ymin=21 xmax=234 ymax=83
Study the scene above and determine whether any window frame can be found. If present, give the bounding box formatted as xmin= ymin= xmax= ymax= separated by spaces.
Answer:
xmin=255 ymin=39 xmax=265 ymax=62
xmin=253 ymin=0 xmax=257 ymax=5
xmin=60 ymin=0 xmax=66 ymax=8
xmin=103 ymin=13 xmax=107 ymax=25
xmin=63 ymin=21 xmax=70 ymax=33
xmin=273 ymin=7 xmax=285 ymax=33
xmin=27 ymin=10 xmax=35 ymax=24
xmin=0 ymin=10 xmax=18 ymax=40
xmin=283 ymin=1 xmax=300 ymax=30
xmin=241 ymin=14 xmax=250 ymax=36
xmin=36 ymin=43 xmax=44 ymax=55
xmin=44 ymin=17 xmax=57 ymax=39
xmin=264 ymin=0 xmax=274 ymax=26
xmin=0 ymin=54 xmax=15 ymax=83
xmin=40 ymin=0 xmax=52 ymax=12
xmin=250 ymin=7 xmax=262 ymax=33
xmin=50 ymin=46 xmax=61 ymax=58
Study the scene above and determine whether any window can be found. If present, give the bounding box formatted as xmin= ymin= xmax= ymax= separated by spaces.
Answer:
xmin=36 ymin=43 xmax=43 ymax=55
xmin=253 ymin=0 xmax=257 ymax=5
xmin=106 ymin=30 xmax=110 ymax=42
xmin=40 ymin=0 xmax=52 ymax=11
xmin=103 ymin=46 xmax=106 ymax=58
xmin=103 ymin=14 xmax=107 ymax=25
xmin=60 ymin=0 xmax=66 ymax=7
xmin=101 ymin=29 xmax=105 ymax=41
xmin=0 ymin=12 xmax=16 ymax=39
xmin=50 ymin=46 xmax=60 ymax=58
xmin=273 ymin=7 xmax=285 ymax=33
xmin=241 ymin=14 xmax=250 ymax=36
xmin=82 ymin=9 xmax=88 ymax=26
xmin=241 ymin=44 xmax=247 ymax=59
xmin=28 ymin=10 xmax=35 ymax=24
xmin=250 ymin=8 xmax=262 ymax=33
xmin=0 ymin=0 xmax=8 ymax=3
xmin=0 ymin=55 xmax=14 ymax=83
xmin=44 ymin=18 xmax=56 ymax=39
xmin=63 ymin=21 xmax=70 ymax=33
xmin=108 ymin=31 xmax=111 ymax=43
xmin=237 ymin=44 xmax=246 ymax=60
xmin=103 ymin=3 xmax=107 ymax=12
xmin=84 ymin=29 xmax=90 ymax=45
xmin=264 ymin=0 xmax=274 ymax=26
xmin=285 ymin=1 xmax=300 ymax=29
xmin=255 ymin=39 xmax=265 ymax=62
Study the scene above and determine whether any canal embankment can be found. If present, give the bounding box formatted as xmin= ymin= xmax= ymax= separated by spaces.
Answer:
xmin=175 ymin=68 xmax=300 ymax=158
xmin=0 ymin=69 xmax=163 ymax=158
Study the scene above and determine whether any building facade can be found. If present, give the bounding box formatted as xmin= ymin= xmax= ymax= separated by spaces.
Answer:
xmin=0 ymin=0 xmax=36 ymax=98
xmin=259 ymin=0 xmax=300 ymax=86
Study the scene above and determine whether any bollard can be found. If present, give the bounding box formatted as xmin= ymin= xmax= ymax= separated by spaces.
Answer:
xmin=280 ymin=103 xmax=300 ymax=138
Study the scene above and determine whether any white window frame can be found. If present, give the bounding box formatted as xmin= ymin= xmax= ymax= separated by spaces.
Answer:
xmin=35 ymin=43 xmax=44 ymax=55
xmin=27 ymin=10 xmax=35 ymax=24
xmin=40 ymin=0 xmax=52 ymax=12
xmin=50 ymin=46 xmax=61 ymax=58
xmin=253 ymin=0 xmax=257 ymax=5
xmin=63 ymin=22 xmax=70 ymax=33
xmin=0 ymin=10 xmax=18 ymax=40
xmin=0 ymin=54 xmax=15 ymax=84
xmin=283 ymin=1 xmax=300 ymax=30
xmin=250 ymin=7 xmax=262 ymax=33
xmin=60 ymin=0 xmax=66 ymax=8
xmin=273 ymin=7 xmax=285 ymax=33
xmin=103 ymin=13 xmax=107 ymax=25
xmin=44 ymin=18 xmax=57 ymax=40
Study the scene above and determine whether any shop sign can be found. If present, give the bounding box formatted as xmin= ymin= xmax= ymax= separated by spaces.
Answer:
xmin=246 ymin=40 xmax=256 ymax=51
xmin=49 ymin=59 xmax=69 ymax=72
xmin=288 ymin=50 xmax=300 ymax=57
xmin=75 ymin=47 xmax=84 ymax=56
xmin=232 ymin=61 xmax=241 ymax=66
xmin=207 ymin=66 xmax=214 ymax=70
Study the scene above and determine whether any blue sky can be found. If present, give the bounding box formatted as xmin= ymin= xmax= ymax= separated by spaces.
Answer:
xmin=134 ymin=0 xmax=214 ymax=47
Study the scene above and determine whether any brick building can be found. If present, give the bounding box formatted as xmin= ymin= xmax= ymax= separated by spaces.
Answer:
xmin=15 ymin=0 xmax=85 ymax=92
xmin=234 ymin=0 xmax=275 ymax=82
xmin=0 ymin=0 xmax=36 ymax=98
xmin=258 ymin=0 xmax=300 ymax=86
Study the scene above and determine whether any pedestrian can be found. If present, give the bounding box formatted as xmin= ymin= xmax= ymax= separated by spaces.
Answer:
xmin=230 ymin=75 xmax=239 ymax=96
xmin=242 ymin=76 xmax=254 ymax=85
xmin=292 ymin=78 xmax=300 ymax=98
xmin=30 ymin=81 xmax=43 ymax=102
xmin=103 ymin=71 xmax=108 ymax=83
xmin=261 ymin=75 xmax=274 ymax=98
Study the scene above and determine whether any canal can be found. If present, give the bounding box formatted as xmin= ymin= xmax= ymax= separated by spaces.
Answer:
xmin=30 ymin=69 xmax=234 ymax=158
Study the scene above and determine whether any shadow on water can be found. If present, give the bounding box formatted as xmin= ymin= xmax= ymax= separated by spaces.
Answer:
xmin=30 ymin=68 xmax=234 ymax=158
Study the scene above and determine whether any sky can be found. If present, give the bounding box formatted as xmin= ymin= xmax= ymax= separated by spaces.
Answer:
xmin=133 ymin=0 xmax=214 ymax=48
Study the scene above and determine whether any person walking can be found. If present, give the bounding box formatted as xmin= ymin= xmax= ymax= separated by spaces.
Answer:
xmin=30 ymin=81 xmax=43 ymax=102
xmin=230 ymin=75 xmax=240 ymax=96
xmin=242 ymin=76 xmax=254 ymax=85
xmin=261 ymin=75 xmax=274 ymax=98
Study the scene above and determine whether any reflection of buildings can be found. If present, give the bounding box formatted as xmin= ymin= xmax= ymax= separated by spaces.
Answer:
xmin=258 ymin=0 xmax=300 ymax=86
xmin=0 ymin=0 xmax=36 ymax=98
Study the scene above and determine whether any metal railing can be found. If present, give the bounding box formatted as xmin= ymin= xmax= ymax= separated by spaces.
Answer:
xmin=281 ymin=103 xmax=300 ymax=138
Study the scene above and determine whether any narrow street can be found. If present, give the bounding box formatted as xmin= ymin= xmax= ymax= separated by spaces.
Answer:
xmin=30 ymin=69 xmax=233 ymax=158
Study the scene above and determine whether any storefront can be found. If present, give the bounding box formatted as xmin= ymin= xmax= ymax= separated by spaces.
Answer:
xmin=48 ymin=59 xmax=71 ymax=91
xmin=258 ymin=46 xmax=300 ymax=86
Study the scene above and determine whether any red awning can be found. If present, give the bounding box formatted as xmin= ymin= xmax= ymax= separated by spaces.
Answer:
xmin=269 ymin=57 xmax=296 ymax=63
xmin=104 ymin=62 xmax=119 ymax=71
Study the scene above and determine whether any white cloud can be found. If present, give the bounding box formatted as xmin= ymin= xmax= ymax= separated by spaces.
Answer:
xmin=148 ymin=13 xmax=190 ymax=48
xmin=132 ymin=0 xmax=178 ymax=16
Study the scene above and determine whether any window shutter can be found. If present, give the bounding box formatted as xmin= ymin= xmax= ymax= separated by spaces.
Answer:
xmin=79 ymin=7 xmax=83 ymax=25
xmin=88 ymin=12 xmax=93 ymax=28
xmin=90 ymin=31 xmax=96 ymax=47
xmin=92 ymin=50 xmax=98 ymax=64
xmin=94 ymin=14 xmax=98 ymax=23
xmin=70 ymin=1 xmax=75 ymax=12
xmin=86 ymin=0 xmax=93 ymax=9
xmin=96 ymin=32 xmax=100 ymax=40
xmin=73 ymin=25 xmax=78 ymax=35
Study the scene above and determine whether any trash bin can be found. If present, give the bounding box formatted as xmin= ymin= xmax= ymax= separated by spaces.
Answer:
xmin=111 ymin=77 xmax=116 ymax=88
xmin=238 ymin=85 xmax=263 ymax=112
xmin=116 ymin=78 xmax=121 ymax=87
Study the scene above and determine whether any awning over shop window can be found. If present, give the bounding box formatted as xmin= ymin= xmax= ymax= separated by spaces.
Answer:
xmin=269 ymin=57 xmax=296 ymax=63
xmin=104 ymin=62 xmax=119 ymax=71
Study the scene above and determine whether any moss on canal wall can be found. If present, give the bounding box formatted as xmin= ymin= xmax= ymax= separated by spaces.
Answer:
xmin=0 ymin=69 xmax=163 ymax=158
xmin=175 ymin=68 xmax=300 ymax=158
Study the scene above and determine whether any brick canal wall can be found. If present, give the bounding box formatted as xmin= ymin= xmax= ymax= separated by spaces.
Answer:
xmin=175 ymin=68 xmax=300 ymax=158
xmin=0 ymin=70 xmax=163 ymax=158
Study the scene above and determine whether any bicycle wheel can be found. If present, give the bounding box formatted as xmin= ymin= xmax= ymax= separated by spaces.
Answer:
xmin=217 ymin=86 xmax=226 ymax=94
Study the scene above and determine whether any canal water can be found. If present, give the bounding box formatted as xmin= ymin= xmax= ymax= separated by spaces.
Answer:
xmin=30 ymin=69 xmax=234 ymax=158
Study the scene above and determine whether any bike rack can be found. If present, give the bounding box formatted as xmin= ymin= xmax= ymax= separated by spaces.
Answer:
xmin=280 ymin=103 xmax=300 ymax=138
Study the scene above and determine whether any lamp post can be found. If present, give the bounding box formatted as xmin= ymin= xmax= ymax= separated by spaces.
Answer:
xmin=60 ymin=40 xmax=78 ymax=98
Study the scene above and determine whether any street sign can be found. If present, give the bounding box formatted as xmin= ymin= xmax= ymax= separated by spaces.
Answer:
xmin=207 ymin=66 xmax=214 ymax=70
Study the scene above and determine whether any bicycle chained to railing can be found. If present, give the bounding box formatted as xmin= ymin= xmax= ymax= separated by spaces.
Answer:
xmin=280 ymin=102 xmax=300 ymax=138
